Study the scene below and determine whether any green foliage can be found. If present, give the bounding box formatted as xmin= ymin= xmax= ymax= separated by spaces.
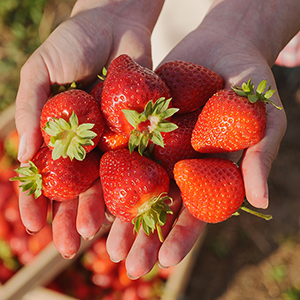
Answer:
xmin=0 ymin=0 xmax=74 ymax=112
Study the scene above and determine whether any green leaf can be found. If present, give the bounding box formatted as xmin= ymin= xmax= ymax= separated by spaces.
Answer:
xmin=143 ymin=214 xmax=156 ymax=230
xmin=128 ymin=131 xmax=142 ymax=154
xmin=161 ymin=107 xmax=180 ymax=119
xmin=256 ymin=79 xmax=267 ymax=94
xmin=157 ymin=122 xmax=178 ymax=133
xmin=150 ymin=131 xmax=164 ymax=148
xmin=122 ymin=109 xmax=141 ymax=128
xmin=264 ymin=89 xmax=275 ymax=99
xmin=158 ymin=210 xmax=167 ymax=226
xmin=248 ymin=94 xmax=259 ymax=103
xmin=144 ymin=100 xmax=154 ymax=118
xmin=134 ymin=216 xmax=142 ymax=233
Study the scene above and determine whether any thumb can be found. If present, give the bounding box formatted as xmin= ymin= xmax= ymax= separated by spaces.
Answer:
xmin=15 ymin=54 xmax=50 ymax=162
xmin=240 ymin=97 xmax=287 ymax=209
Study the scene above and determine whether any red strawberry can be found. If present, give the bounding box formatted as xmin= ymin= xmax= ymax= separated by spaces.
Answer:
xmin=97 ymin=125 xmax=129 ymax=153
xmin=41 ymin=89 xmax=105 ymax=161
xmin=191 ymin=79 xmax=281 ymax=153
xmin=153 ymin=109 xmax=202 ymax=178
xmin=173 ymin=157 xmax=245 ymax=223
xmin=100 ymin=148 xmax=172 ymax=242
xmin=90 ymin=68 xmax=107 ymax=107
xmin=101 ymin=54 xmax=178 ymax=155
xmin=155 ymin=60 xmax=224 ymax=114
xmin=10 ymin=147 xmax=101 ymax=201
xmin=90 ymin=81 xmax=103 ymax=108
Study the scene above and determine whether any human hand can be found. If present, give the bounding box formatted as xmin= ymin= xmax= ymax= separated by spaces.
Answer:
xmin=15 ymin=0 xmax=164 ymax=258
xmin=105 ymin=0 xmax=300 ymax=278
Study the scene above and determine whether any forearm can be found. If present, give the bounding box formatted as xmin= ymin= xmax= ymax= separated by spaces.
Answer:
xmin=71 ymin=0 xmax=165 ymax=33
xmin=202 ymin=0 xmax=300 ymax=66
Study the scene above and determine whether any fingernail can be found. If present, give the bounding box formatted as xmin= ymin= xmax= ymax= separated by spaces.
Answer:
xmin=18 ymin=134 xmax=27 ymax=161
xmin=127 ymin=273 xmax=140 ymax=280
xmin=110 ymin=257 xmax=121 ymax=263
xmin=26 ymin=228 xmax=39 ymax=235
xmin=104 ymin=211 xmax=115 ymax=223
xmin=82 ymin=235 xmax=95 ymax=241
xmin=263 ymin=183 xmax=269 ymax=209
xmin=62 ymin=253 xmax=76 ymax=259
xmin=158 ymin=262 xmax=168 ymax=269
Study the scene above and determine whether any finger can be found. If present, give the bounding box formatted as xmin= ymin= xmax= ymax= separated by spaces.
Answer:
xmin=158 ymin=206 xmax=206 ymax=268
xmin=19 ymin=190 xmax=48 ymax=234
xmin=52 ymin=199 xmax=81 ymax=258
xmin=16 ymin=54 xmax=50 ymax=163
xmin=240 ymin=94 xmax=287 ymax=209
xmin=124 ymin=182 xmax=182 ymax=278
xmin=77 ymin=179 xmax=105 ymax=240
xmin=106 ymin=218 xmax=136 ymax=263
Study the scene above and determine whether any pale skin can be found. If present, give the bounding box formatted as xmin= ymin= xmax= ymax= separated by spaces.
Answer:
xmin=15 ymin=0 xmax=300 ymax=277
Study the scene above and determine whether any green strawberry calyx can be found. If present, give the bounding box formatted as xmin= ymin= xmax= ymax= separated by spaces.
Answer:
xmin=132 ymin=192 xmax=173 ymax=242
xmin=122 ymin=97 xmax=179 ymax=155
xmin=97 ymin=67 xmax=107 ymax=81
xmin=50 ymin=81 xmax=78 ymax=96
xmin=10 ymin=161 xmax=43 ymax=199
xmin=43 ymin=111 xmax=97 ymax=161
xmin=231 ymin=79 xmax=282 ymax=110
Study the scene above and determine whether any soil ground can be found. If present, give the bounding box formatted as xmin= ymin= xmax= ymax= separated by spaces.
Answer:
xmin=184 ymin=65 xmax=300 ymax=300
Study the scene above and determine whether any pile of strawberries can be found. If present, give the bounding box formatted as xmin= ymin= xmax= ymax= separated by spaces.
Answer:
xmin=13 ymin=54 xmax=278 ymax=242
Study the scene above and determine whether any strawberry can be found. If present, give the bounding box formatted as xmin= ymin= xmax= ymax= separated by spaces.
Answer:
xmin=90 ymin=81 xmax=103 ymax=108
xmin=173 ymin=157 xmax=245 ymax=223
xmin=90 ymin=68 xmax=107 ymax=107
xmin=101 ymin=54 xmax=178 ymax=155
xmin=155 ymin=60 xmax=224 ymax=114
xmin=41 ymin=89 xmax=105 ymax=161
xmin=191 ymin=79 xmax=281 ymax=153
xmin=10 ymin=147 xmax=101 ymax=201
xmin=100 ymin=148 xmax=173 ymax=242
xmin=97 ymin=125 xmax=129 ymax=153
xmin=153 ymin=109 xmax=202 ymax=178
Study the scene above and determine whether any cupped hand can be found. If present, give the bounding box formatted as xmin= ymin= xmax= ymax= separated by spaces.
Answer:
xmin=106 ymin=4 xmax=287 ymax=278
xmin=16 ymin=0 xmax=162 ymax=258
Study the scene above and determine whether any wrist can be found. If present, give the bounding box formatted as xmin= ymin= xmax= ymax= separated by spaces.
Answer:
xmin=201 ymin=0 xmax=300 ymax=66
xmin=72 ymin=0 xmax=164 ymax=32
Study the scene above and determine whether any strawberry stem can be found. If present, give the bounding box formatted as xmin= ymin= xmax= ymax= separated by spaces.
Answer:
xmin=156 ymin=224 xmax=164 ymax=243
xmin=240 ymin=205 xmax=273 ymax=220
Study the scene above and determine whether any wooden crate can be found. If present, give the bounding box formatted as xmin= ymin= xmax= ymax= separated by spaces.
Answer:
xmin=0 ymin=104 xmax=205 ymax=300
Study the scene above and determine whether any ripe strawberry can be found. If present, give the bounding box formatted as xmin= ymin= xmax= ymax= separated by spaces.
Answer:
xmin=90 ymin=81 xmax=103 ymax=108
xmin=90 ymin=68 xmax=107 ymax=107
xmin=173 ymin=157 xmax=245 ymax=223
xmin=97 ymin=125 xmax=129 ymax=153
xmin=153 ymin=109 xmax=202 ymax=178
xmin=100 ymin=148 xmax=172 ymax=242
xmin=155 ymin=60 xmax=224 ymax=114
xmin=191 ymin=79 xmax=281 ymax=153
xmin=41 ymin=89 xmax=105 ymax=161
xmin=10 ymin=147 xmax=101 ymax=201
xmin=101 ymin=54 xmax=178 ymax=155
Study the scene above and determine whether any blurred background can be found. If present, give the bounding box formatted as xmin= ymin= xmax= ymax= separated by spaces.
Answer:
xmin=1 ymin=0 xmax=300 ymax=299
